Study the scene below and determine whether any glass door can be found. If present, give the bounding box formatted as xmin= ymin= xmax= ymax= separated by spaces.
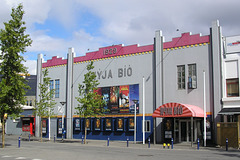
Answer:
xmin=179 ymin=120 xmax=192 ymax=142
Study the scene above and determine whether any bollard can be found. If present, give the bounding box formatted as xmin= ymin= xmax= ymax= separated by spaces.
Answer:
xmin=18 ymin=137 xmax=21 ymax=148
xmin=148 ymin=137 xmax=150 ymax=148
xmin=167 ymin=143 xmax=170 ymax=149
xmin=226 ymin=138 xmax=228 ymax=151
xmin=127 ymin=137 xmax=129 ymax=147
xmin=29 ymin=134 xmax=31 ymax=142
xmin=82 ymin=136 xmax=84 ymax=144
xmin=163 ymin=143 xmax=166 ymax=149
xmin=54 ymin=135 xmax=56 ymax=143
xmin=62 ymin=128 xmax=64 ymax=142
xmin=171 ymin=138 xmax=173 ymax=149
xmin=107 ymin=137 xmax=110 ymax=147
xmin=197 ymin=138 xmax=200 ymax=150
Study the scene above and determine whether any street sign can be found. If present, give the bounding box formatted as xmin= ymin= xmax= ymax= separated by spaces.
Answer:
xmin=58 ymin=106 xmax=63 ymax=113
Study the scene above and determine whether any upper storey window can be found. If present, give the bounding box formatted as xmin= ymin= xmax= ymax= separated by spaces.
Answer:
xmin=188 ymin=64 xmax=197 ymax=89
xmin=177 ymin=65 xmax=185 ymax=90
xmin=225 ymin=60 xmax=239 ymax=97
xmin=227 ymin=79 xmax=239 ymax=97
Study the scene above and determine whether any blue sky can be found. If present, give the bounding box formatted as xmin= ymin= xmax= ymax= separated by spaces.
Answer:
xmin=1 ymin=0 xmax=240 ymax=74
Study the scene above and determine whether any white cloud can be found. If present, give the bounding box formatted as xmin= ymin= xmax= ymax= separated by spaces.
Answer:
xmin=29 ymin=30 xmax=67 ymax=55
xmin=77 ymin=0 xmax=240 ymax=42
xmin=26 ymin=28 xmax=111 ymax=61
xmin=70 ymin=29 xmax=111 ymax=55
xmin=1 ymin=0 xmax=240 ymax=76
xmin=23 ymin=60 xmax=37 ymax=75
xmin=0 ymin=1 xmax=12 ymax=28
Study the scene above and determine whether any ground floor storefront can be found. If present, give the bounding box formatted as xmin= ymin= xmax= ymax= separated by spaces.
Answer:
xmin=6 ymin=108 xmax=35 ymax=136
xmin=153 ymin=102 xmax=213 ymax=145
xmin=41 ymin=115 xmax=154 ymax=142
xmin=218 ymin=108 xmax=240 ymax=148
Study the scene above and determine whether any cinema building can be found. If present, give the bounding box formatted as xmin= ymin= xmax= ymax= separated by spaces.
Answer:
xmin=35 ymin=20 xmax=223 ymax=144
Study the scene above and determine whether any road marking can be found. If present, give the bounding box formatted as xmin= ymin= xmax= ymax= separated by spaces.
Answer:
xmin=2 ymin=155 xmax=12 ymax=158
xmin=16 ymin=157 xmax=26 ymax=159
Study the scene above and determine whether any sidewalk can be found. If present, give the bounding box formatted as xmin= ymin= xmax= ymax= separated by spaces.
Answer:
xmin=2 ymin=134 xmax=238 ymax=152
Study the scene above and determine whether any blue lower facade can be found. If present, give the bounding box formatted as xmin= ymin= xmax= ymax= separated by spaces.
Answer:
xmin=42 ymin=116 xmax=153 ymax=142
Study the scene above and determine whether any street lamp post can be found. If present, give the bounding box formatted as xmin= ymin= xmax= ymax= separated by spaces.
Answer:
xmin=132 ymin=100 xmax=139 ymax=144
xmin=60 ymin=102 xmax=66 ymax=141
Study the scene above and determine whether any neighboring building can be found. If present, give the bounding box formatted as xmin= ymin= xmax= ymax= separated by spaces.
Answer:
xmin=220 ymin=35 xmax=240 ymax=119
xmin=6 ymin=75 xmax=37 ymax=136
xmin=35 ymin=20 xmax=223 ymax=144
xmin=218 ymin=35 xmax=240 ymax=147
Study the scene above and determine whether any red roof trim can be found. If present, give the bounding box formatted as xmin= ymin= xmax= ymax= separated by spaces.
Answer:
xmin=42 ymin=33 xmax=210 ymax=68
xmin=164 ymin=33 xmax=209 ymax=48
xmin=42 ymin=56 xmax=67 ymax=68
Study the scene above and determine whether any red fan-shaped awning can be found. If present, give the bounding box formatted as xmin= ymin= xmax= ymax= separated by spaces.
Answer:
xmin=152 ymin=102 xmax=205 ymax=118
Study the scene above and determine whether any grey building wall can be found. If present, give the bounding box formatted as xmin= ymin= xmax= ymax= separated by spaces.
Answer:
xmin=154 ymin=30 xmax=164 ymax=143
xmin=6 ymin=119 xmax=22 ymax=135
xmin=35 ymin=54 xmax=43 ymax=137
xmin=210 ymin=20 xmax=223 ymax=142
xmin=50 ymin=118 xmax=57 ymax=138
xmin=45 ymin=47 xmax=154 ymax=116
xmin=71 ymin=50 xmax=154 ymax=115
xmin=163 ymin=44 xmax=211 ymax=109
xmin=47 ymin=61 xmax=67 ymax=114
xmin=40 ymin=46 xmax=154 ymax=138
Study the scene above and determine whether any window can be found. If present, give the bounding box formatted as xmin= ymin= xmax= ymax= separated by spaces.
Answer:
xmin=177 ymin=65 xmax=185 ymax=89
xmin=142 ymin=120 xmax=151 ymax=132
xmin=226 ymin=78 xmax=239 ymax=97
xmin=13 ymin=118 xmax=20 ymax=123
xmin=30 ymin=100 xmax=32 ymax=106
xmin=55 ymin=79 xmax=60 ymax=98
xmin=50 ymin=80 xmax=54 ymax=98
xmin=188 ymin=64 xmax=197 ymax=89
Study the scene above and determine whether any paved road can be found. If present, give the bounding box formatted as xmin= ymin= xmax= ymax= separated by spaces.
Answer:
xmin=0 ymin=136 xmax=240 ymax=160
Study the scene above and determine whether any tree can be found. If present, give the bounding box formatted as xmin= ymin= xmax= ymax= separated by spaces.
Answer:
xmin=75 ymin=61 xmax=106 ymax=144
xmin=0 ymin=4 xmax=32 ymax=148
xmin=35 ymin=69 xmax=56 ymax=142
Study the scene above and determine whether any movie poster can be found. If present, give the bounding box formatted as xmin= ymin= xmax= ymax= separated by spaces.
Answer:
xmin=75 ymin=119 xmax=80 ymax=131
xmin=128 ymin=117 xmax=134 ymax=131
xmin=206 ymin=116 xmax=212 ymax=140
xmin=110 ymin=86 xmax=119 ymax=113
xmin=102 ymin=87 xmax=110 ymax=112
xmin=95 ymin=118 xmax=101 ymax=131
xmin=119 ymin=85 xmax=129 ymax=113
xmin=129 ymin=84 xmax=139 ymax=113
xmin=42 ymin=119 xmax=47 ymax=134
xmin=116 ymin=118 xmax=124 ymax=131
xmin=58 ymin=119 xmax=62 ymax=134
xmin=105 ymin=118 xmax=112 ymax=131
xmin=98 ymin=84 xmax=139 ymax=114
xmin=85 ymin=119 xmax=91 ymax=130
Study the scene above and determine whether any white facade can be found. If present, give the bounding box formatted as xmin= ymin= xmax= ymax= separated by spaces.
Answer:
xmin=221 ymin=35 xmax=240 ymax=116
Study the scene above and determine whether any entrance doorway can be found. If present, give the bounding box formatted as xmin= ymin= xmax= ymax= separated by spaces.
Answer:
xmin=179 ymin=120 xmax=191 ymax=142
xmin=22 ymin=117 xmax=35 ymax=136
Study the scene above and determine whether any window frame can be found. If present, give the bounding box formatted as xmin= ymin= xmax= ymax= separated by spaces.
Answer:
xmin=226 ymin=78 xmax=239 ymax=97
xmin=177 ymin=65 xmax=185 ymax=90
xmin=55 ymin=79 xmax=60 ymax=98
xmin=188 ymin=64 xmax=197 ymax=89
